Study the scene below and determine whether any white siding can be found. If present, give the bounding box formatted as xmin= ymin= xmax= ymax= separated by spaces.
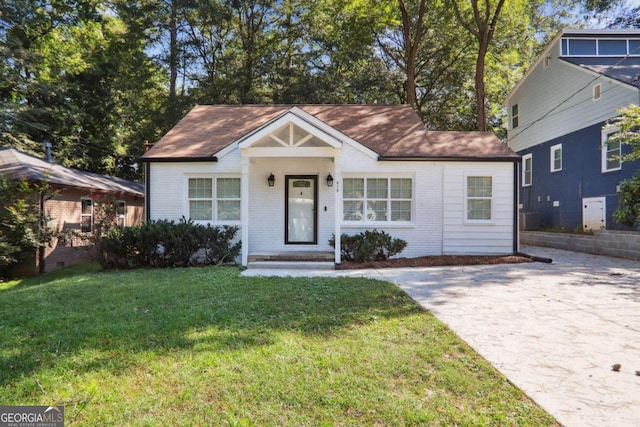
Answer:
xmin=507 ymin=39 xmax=639 ymax=152
xmin=443 ymin=162 xmax=515 ymax=254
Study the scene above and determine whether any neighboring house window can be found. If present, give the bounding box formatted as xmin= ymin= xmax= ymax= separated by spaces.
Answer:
xmin=115 ymin=200 xmax=126 ymax=228
xmin=593 ymin=84 xmax=601 ymax=101
xmin=343 ymin=177 xmax=412 ymax=222
xmin=81 ymin=198 xmax=93 ymax=232
xmin=188 ymin=177 xmax=241 ymax=222
xmin=602 ymin=130 xmax=621 ymax=172
xmin=466 ymin=176 xmax=493 ymax=221
xmin=550 ymin=144 xmax=562 ymax=172
xmin=511 ymin=104 xmax=519 ymax=129
xmin=522 ymin=153 xmax=532 ymax=186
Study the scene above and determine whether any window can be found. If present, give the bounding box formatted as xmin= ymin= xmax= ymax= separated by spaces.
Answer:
xmin=343 ymin=177 xmax=412 ymax=222
xmin=188 ymin=177 xmax=241 ymax=222
xmin=81 ymin=198 xmax=93 ymax=232
xmin=522 ymin=153 xmax=532 ymax=186
xmin=511 ymin=104 xmax=519 ymax=129
xmin=115 ymin=201 xmax=126 ymax=228
xmin=598 ymin=39 xmax=626 ymax=55
xmin=550 ymin=144 xmax=562 ymax=172
xmin=602 ymin=131 xmax=621 ymax=172
xmin=188 ymin=178 xmax=213 ymax=220
xmin=568 ymin=39 xmax=596 ymax=55
xmin=630 ymin=40 xmax=640 ymax=55
xmin=593 ymin=84 xmax=601 ymax=101
xmin=466 ymin=176 xmax=492 ymax=221
xmin=216 ymin=178 xmax=241 ymax=221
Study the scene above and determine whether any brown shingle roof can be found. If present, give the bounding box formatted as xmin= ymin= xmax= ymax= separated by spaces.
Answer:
xmin=0 ymin=148 xmax=144 ymax=196
xmin=142 ymin=104 xmax=518 ymax=161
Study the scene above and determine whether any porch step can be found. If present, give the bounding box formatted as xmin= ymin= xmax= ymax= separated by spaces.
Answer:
xmin=247 ymin=251 xmax=335 ymax=270
xmin=247 ymin=261 xmax=335 ymax=270
xmin=248 ymin=251 xmax=334 ymax=262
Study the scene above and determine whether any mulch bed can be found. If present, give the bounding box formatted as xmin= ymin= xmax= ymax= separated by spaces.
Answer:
xmin=336 ymin=254 xmax=533 ymax=270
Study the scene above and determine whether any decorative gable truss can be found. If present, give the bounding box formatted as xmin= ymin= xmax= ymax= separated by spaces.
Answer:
xmin=228 ymin=108 xmax=378 ymax=160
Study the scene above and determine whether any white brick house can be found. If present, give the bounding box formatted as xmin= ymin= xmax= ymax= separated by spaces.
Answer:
xmin=141 ymin=105 xmax=520 ymax=266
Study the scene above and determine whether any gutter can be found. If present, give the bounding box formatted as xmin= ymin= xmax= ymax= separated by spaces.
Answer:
xmin=138 ymin=156 xmax=218 ymax=163
xmin=377 ymin=156 xmax=520 ymax=162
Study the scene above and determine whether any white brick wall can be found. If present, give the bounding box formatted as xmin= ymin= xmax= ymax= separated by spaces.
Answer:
xmin=149 ymin=144 xmax=516 ymax=258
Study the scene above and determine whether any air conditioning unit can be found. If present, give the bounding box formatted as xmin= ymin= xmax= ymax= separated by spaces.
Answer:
xmin=519 ymin=212 xmax=540 ymax=230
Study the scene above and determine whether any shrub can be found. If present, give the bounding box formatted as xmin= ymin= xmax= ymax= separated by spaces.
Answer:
xmin=98 ymin=218 xmax=241 ymax=269
xmin=329 ymin=230 xmax=407 ymax=263
xmin=614 ymin=171 xmax=640 ymax=230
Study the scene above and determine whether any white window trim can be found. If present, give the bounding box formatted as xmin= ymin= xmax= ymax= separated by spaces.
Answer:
xmin=550 ymin=144 xmax=562 ymax=172
xmin=341 ymin=175 xmax=415 ymax=225
xmin=464 ymin=174 xmax=494 ymax=225
xmin=511 ymin=103 xmax=519 ymax=129
xmin=522 ymin=153 xmax=532 ymax=187
xmin=115 ymin=200 xmax=126 ymax=228
xmin=601 ymin=128 xmax=622 ymax=173
xmin=184 ymin=175 xmax=242 ymax=224
xmin=80 ymin=197 xmax=93 ymax=233
xmin=593 ymin=83 xmax=601 ymax=101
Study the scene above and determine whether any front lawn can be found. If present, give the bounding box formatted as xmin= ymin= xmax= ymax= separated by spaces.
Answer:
xmin=0 ymin=265 xmax=558 ymax=426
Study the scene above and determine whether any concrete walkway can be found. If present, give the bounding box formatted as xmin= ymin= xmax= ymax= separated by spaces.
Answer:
xmin=243 ymin=246 xmax=640 ymax=427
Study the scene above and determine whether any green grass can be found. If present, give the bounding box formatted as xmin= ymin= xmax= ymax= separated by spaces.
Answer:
xmin=0 ymin=264 xmax=558 ymax=426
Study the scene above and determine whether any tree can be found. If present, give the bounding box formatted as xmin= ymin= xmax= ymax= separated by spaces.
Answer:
xmin=448 ymin=0 xmax=508 ymax=132
xmin=606 ymin=104 xmax=640 ymax=162
xmin=605 ymin=104 xmax=640 ymax=229
xmin=0 ymin=177 xmax=53 ymax=277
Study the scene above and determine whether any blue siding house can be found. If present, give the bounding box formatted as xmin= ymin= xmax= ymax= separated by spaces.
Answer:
xmin=505 ymin=29 xmax=640 ymax=231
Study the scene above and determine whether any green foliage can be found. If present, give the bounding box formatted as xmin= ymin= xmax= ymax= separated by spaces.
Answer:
xmin=613 ymin=171 xmax=640 ymax=229
xmin=606 ymin=104 xmax=640 ymax=163
xmin=330 ymin=229 xmax=407 ymax=262
xmin=0 ymin=177 xmax=53 ymax=277
xmin=98 ymin=218 xmax=241 ymax=269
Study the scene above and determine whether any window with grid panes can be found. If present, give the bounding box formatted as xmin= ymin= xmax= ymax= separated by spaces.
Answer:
xmin=342 ymin=178 xmax=412 ymax=222
xmin=466 ymin=176 xmax=492 ymax=221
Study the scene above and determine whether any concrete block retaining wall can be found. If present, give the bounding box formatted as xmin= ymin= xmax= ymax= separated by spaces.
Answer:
xmin=521 ymin=230 xmax=640 ymax=261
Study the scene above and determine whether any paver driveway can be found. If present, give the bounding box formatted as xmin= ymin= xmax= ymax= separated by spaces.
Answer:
xmin=244 ymin=245 xmax=640 ymax=426
xmin=375 ymin=246 xmax=640 ymax=427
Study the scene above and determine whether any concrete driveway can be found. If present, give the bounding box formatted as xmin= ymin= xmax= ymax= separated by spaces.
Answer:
xmin=244 ymin=246 xmax=640 ymax=426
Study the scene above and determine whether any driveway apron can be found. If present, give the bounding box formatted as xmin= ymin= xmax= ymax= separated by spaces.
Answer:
xmin=243 ymin=246 xmax=640 ymax=426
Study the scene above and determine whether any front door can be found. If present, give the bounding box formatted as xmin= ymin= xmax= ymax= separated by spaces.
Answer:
xmin=285 ymin=175 xmax=317 ymax=244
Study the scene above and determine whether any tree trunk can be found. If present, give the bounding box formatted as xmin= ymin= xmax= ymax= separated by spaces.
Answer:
xmin=475 ymin=38 xmax=489 ymax=132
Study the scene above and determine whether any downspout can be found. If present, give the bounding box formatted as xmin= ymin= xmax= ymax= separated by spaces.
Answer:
xmin=513 ymin=161 xmax=519 ymax=253
xmin=145 ymin=161 xmax=151 ymax=221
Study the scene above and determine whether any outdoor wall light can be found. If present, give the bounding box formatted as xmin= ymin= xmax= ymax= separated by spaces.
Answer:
xmin=267 ymin=173 xmax=275 ymax=187
xmin=326 ymin=173 xmax=334 ymax=187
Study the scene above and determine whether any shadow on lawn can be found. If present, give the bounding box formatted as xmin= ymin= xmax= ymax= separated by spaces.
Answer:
xmin=0 ymin=266 xmax=423 ymax=385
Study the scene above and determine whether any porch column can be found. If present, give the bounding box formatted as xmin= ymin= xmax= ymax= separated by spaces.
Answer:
xmin=334 ymin=150 xmax=342 ymax=264
xmin=241 ymin=157 xmax=250 ymax=266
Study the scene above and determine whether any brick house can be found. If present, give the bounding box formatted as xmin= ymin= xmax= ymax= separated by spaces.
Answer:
xmin=0 ymin=148 xmax=144 ymax=275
